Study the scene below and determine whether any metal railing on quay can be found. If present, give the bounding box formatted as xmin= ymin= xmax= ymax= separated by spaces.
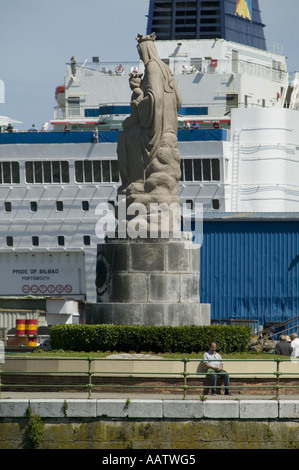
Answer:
xmin=1 ymin=356 xmax=299 ymax=399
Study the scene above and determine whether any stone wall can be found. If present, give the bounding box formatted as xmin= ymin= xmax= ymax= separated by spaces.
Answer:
xmin=1 ymin=399 xmax=299 ymax=449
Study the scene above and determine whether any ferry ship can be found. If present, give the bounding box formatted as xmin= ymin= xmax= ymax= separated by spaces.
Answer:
xmin=1 ymin=0 xmax=299 ymax=333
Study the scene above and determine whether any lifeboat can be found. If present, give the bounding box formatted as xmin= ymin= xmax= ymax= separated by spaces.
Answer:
xmin=55 ymin=85 xmax=65 ymax=110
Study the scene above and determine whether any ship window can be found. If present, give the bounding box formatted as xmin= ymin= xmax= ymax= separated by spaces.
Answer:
xmin=102 ymin=161 xmax=110 ymax=182
xmin=202 ymin=159 xmax=211 ymax=180
xmin=32 ymin=236 xmax=39 ymax=246
xmin=43 ymin=161 xmax=52 ymax=183
xmin=211 ymin=159 xmax=220 ymax=181
xmin=83 ymin=235 xmax=91 ymax=246
xmin=75 ymin=161 xmax=83 ymax=182
xmin=4 ymin=201 xmax=12 ymax=212
xmin=0 ymin=161 xmax=20 ymax=184
xmin=84 ymin=160 xmax=93 ymax=183
xmin=111 ymin=161 xmax=119 ymax=182
xmin=56 ymin=201 xmax=63 ymax=211
xmin=226 ymin=93 xmax=238 ymax=112
xmin=25 ymin=162 xmax=33 ymax=183
xmin=30 ymin=201 xmax=38 ymax=212
xmin=82 ymin=201 xmax=89 ymax=211
xmin=75 ymin=160 xmax=120 ymax=183
xmin=180 ymin=158 xmax=220 ymax=182
xmin=186 ymin=199 xmax=194 ymax=210
xmin=52 ymin=161 xmax=61 ymax=183
xmin=61 ymin=160 xmax=70 ymax=182
xmin=6 ymin=236 xmax=13 ymax=247
xmin=184 ymin=160 xmax=193 ymax=181
xmin=25 ymin=161 xmax=70 ymax=184
xmin=193 ymin=160 xmax=202 ymax=181
xmin=12 ymin=162 xmax=20 ymax=183
xmin=3 ymin=162 xmax=11 ymax=183
xmin=93 ymin=161 xmax=102 ymax=182
xmin=35 ymin=161 xmax=42 ymax=183
xmin=212 ymin=199 xmax=220 ymax=210
xmin=57 ymin=235 xmax=65 ymax=246
xmin=68 ymin=97 xmax=80 ymax=117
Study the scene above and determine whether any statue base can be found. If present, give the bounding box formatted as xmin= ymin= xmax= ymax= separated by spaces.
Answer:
xmin=88 ymin=235 xmax=210 ymax=327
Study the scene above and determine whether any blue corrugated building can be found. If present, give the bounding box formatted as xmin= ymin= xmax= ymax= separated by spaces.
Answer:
xmin=197 ymin=215 xmax=299 ymax=330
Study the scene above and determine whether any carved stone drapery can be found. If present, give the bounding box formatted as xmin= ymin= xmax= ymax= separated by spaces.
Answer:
xmin=117 ymin=33 xmax=183 ymax=236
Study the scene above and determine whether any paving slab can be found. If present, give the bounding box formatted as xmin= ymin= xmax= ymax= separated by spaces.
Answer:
xmin=239 ymin=400 xmax=279 ymax=419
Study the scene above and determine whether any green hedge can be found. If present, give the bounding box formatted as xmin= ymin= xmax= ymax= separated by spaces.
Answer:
xmin=49 ymin=324 xmax=252 ymax=354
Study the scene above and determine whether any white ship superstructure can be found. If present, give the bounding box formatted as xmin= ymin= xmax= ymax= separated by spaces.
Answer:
xmin=51 ymin=34 xmax=299 ymax=214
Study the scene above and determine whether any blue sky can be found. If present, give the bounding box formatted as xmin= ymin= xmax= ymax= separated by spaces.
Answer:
xmin=0 ymin=0 xmax=298 ymax=130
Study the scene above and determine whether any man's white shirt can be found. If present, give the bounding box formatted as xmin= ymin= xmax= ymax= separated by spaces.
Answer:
xmin=291 ymin=338 xmax=299 ymax=358
xmin=203 ymin=351 xmax=223 ymax=369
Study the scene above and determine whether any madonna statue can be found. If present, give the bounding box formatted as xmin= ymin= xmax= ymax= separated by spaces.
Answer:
xmin=117 ymin=33 xmax=182 ymax=236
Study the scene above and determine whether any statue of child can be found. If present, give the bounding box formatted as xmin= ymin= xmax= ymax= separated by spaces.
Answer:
xmin=122 ymin=73 xmax=143 ymax=129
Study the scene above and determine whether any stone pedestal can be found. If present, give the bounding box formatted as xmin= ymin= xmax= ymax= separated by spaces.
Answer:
xmin=88 ymin=235 xmax=210 ymax=326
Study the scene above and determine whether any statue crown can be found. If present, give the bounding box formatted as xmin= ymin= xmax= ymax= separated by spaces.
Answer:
xmin=136 ymin=32 xmax=156 ymax=43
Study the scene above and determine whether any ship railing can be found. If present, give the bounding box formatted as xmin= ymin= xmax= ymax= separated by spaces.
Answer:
xmin=1 ymin=356 xmax=299 ymax=399
xmin=174 ymin=58 xmax=287 ymax=83
xmin=53 ymin=107 xmax=66 ymax=120
xmin=288 ymin=72 xmax=299 ymax=84
xmin=65 ymin=58 xmax=287 ymax=83
xmin=267 ymin=42 xmax=284 ymax=56
xmin=66 ymin=61 xmax=142 ymax=77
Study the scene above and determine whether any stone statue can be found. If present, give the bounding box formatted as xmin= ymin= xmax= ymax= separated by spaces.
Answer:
xmin=117 ymin=33 xmax=183 ymax=237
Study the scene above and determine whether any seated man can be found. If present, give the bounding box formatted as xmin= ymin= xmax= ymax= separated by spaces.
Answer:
xmin=203 ymin=341 xmax=231 ymax=395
